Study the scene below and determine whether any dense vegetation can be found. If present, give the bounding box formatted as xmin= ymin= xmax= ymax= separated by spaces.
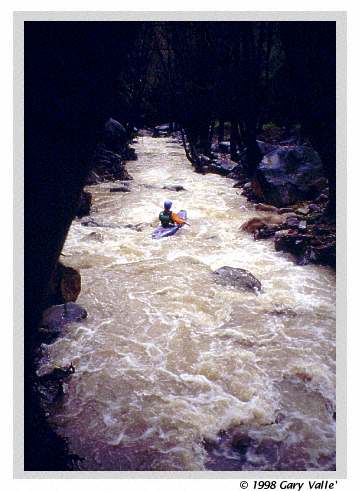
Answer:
xmin=114 ymin=22 xmax=335 ymax=215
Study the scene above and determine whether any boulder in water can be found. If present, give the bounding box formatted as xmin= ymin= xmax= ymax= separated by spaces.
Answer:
xmin=109 ymin=185 xmax=130 ymax=193
xmin=104 ymin=118 xmax=128 ymax=152
xmin=41 ymin=302 xmax=87 ymax=330
xmin=256 ymin=140 xmax=278 ymax=156
xmin=255 ymin=203 xmax=280 ymax=213
xmin=81 ymin=217 xmax=101 ymax=227
xmin=213 ymin=266 xmax=262 ymax=292
xmin=75 ymin=190 xmax=92 ymax=218
xmin=254 ymin=145 xmax=325 ymax=207
xmin=218 ymin=141 xmax=231 ymax=153
xmin=48 ymin=262 xmax=81 ymax=305
xmin=81 ymin=231 xmax=104 ymax=242
xmin=162 ymin=185 xmax=186 ymax=192
xmin=152 ymin=123 xmax=172 ymax=137
xmin=208 ymin=158 xmax=239 ymax=176
xmin=37 ymin=364 xmax=75 ymax=406
xmin=231 ymin=431 xmax=253 ymax=456
xmin=241 ymin=215 xmax=286 ymax=234
xmin=40 ymin=302 xmax=87 ymax=343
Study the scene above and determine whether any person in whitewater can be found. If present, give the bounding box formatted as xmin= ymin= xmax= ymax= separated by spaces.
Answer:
xmin=159 ymin=199 xmax=187 ymax=228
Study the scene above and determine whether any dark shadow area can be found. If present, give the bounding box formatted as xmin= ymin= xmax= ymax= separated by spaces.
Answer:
xmin=24 ymin=20 xmax=336 ymax=470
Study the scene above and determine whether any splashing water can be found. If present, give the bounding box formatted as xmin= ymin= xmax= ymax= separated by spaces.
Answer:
xmin=39 ymin=136 xmax=336 ymax=471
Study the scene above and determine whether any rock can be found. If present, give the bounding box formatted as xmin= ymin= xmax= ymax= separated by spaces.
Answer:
xmin=231 ymin=432 xmax=252 ymax=456
xmin=48 ymin=262 xmax=81 ymax=305
xmin=255 ymin=203 xmax=280 ymax=213
xmin=75 ymin=190 xmax=92 ymax=218
xmin=298 ymin=220 xmax=307 ymax=231
xmin=109 ymin=186 xmax=130 ymax=193
xmin=296 ymin=206 xmax=310 ymax=215
xmin=123 ymin=223 xmax=147 ymax=232
xmin=227 ymin=162 xmax=246 ymax=180
xmin=256 ymin=140 xmax=277 ymax=155
xmin=274 ymin=224 xmax=335 ymax=267
xmin=86 ymin=170 xmax=100 ymax=185
xmin=254 ymin=223 xmax=281 ymax=240
xmin=37 ymin=364 xmax=75 ymax=406
xmin=286 ymin=216 xmax=300 ymax=228
xmin=254 ymin=438 xmax=282 ymax=465
xmin=268 ymin=306 xmax=297 ymax=317
xmin=213 ymin=266 xmax=262 ymax=292
xmin=122 ymin=146 xmax=137 ymax=161
xmin=162 ymin=185 xmax=186 ymax=192
xmin=209 ymin=157 xmax=239 ymax=176
xmin=278 ymin=207 xmax=295 ymax=214
xmin=81 ymin=231 xmax=104 ymax=242
xmin=218 ymin=141 xmax=231 ymax=153
xmin=241 ymin=215 xmax=286 ymax=234
xmin=81 ymin=217 xmax=101 ymax=227
xmin=104 ymin=118 xmax=127 ymax=152
xmin=280 ymin=136 xmax=298 ymax=145
xmin=254 ymin=145 xmax=325 ymax=207
xmin=40 ymin=302 xmax=87 ymax=343
xmin=316 ymin=193 xmax=329 ymax=203
xmin=152 ymin=123 xmax=171 ymax=137
xmin=309 ymin=176 xmax=329 ymax=194
xmin=92 ymin=145 xmax=133 ymax=182
xmin=309 ymin=203 xmax=322 ymax=212
xmin=38 ymin=364 xmax=75 ymax=383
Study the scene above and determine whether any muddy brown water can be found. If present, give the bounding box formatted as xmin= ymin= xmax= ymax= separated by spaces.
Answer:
xmin=38 ymin=136 xmax=336 ymax=471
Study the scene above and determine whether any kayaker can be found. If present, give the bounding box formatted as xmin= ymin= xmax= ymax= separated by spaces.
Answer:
xmin=159 ymin=199 xmax=187 ymax=227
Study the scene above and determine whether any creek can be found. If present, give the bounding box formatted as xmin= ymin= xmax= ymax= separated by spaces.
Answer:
xmin=39 ymin=136 xmax=336 ymax=471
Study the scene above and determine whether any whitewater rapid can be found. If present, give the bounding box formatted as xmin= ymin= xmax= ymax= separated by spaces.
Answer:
xmin=38 ymin=136 xmax=336 ymax=471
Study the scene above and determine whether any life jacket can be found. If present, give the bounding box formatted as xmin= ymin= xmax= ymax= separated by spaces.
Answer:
xmin=159 ymin=210 xmax=174 ymax=227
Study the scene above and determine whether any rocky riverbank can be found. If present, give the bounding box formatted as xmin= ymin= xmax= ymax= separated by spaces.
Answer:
xmin=184 ymin=127 xmax=336 ymax=268
xmin=30 ymin=118 xmax=137 ymax=470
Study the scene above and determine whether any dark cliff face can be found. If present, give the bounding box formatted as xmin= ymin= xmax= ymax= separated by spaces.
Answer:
xmin=24 ymin=22 xmax=133 ymax=470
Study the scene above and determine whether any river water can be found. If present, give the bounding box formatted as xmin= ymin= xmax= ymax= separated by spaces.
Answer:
xmin=39 ymin=136 xmax=336 ymax=471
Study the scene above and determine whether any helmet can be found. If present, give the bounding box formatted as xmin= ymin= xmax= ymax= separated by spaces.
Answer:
xmin=164 ymin=199 xmax=172 ymax=210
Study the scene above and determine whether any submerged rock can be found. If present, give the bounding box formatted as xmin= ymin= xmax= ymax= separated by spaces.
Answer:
xmin=213 ymin=266 xmax=262 ymax=292
xmin=81 ymin=217 xmax=101 ymax=227
xmin=92 ymin=145 xmax=133 ymax=182
xmin=162 ymin=185 xmax=186 ymax=192
xmin=123 ymin=222 xmax=148 ymax=232
xmin=81 ymin=231 xmax=104 ymax=242
xmin=231 ymin=432 xmax=253 ymax=456
xmin=40 ymin=302 xmax=87 ymax=342
xmin=256 ymin=140 xmax=278 ymax=156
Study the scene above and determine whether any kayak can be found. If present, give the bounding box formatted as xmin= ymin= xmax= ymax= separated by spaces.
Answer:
xmin=152 ymin=210 xmax=187 ymax=239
